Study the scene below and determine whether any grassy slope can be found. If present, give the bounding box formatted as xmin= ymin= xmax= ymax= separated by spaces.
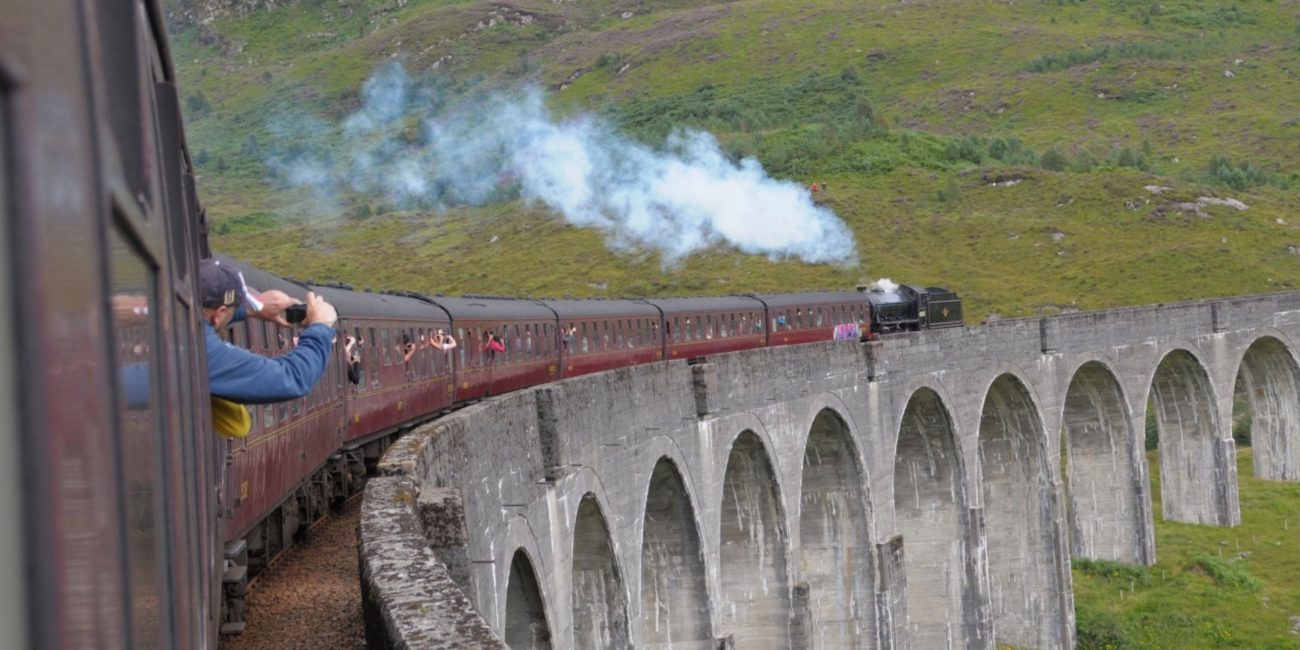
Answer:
xmin=170 ymin=0 xmax=1300 ymax=322
xmin=168 ymin=2 xmax=1300 ymax=646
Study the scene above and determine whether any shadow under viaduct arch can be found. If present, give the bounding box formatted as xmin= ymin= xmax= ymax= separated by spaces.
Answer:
xmin=571 ymin=493 xmax=629 ymax=648
xmin=893 ymin=387 xmax=966 ymax=649
xmin=798 ymin=407 xmax=874 ymax=649
xmin=979 ymin=374 xmax=1069 ymax=649
xmin=1148 ymin=348 xmax=1237 ymax=526
xmin=718 ymin=430 xmax=792 ymax=648
xmin=1061 ymin=360 xmax=1147 ymax=564
xmin=640 ymin=457 xmax=711 ymax=650
xmin=506 ymin=548 xmax=553 ymax=649
xmin=1234 ymin=335 xmax=1300 ymax=481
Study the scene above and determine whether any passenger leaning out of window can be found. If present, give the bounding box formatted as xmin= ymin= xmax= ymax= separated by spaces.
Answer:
xmin=200 ymin=258 xmax=337 ymax=405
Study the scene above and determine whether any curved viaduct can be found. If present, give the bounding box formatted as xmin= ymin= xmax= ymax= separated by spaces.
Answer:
xmin=360 ymin=292 xmax=1300 ymax=649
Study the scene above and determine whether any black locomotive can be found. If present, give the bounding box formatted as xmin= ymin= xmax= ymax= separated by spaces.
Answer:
xmin=864 ymin=284 xmax=964 ymax=335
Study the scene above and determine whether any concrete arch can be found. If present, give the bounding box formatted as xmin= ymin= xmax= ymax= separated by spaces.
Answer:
xmin=1148 ymin=348 xmax=1236 ymax=525
xmin=1060 ymin=360 xmax=1146 ymax=564
xmin=571 ymin=493 xmax=630 ymax=649
xmin=640 ymin=457 xmax=712 ymax=650
xmin=978 ymin=374 xmax=1068 ymax=649
xmin=798 ymin=408 xmax=874 ymax=648
xmin=506 ymin=548 xmax=554 ymax=649
xmin=893 ymin=386 xmax=967 ymax=649
xmin=1234 ymin=335 xmax=1300 ymax=481
xmin=718 ymin=430 xmax=792 ymax=648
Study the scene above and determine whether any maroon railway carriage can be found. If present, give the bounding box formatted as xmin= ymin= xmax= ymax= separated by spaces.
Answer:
xmin=307 ymin=286 xmax=452 ymax=446
xmin=644 ymin=296 xmax=769 ymax=361
xmin=2 ymin=0 xmax=219 ymax=647
xmin=428 ymin=296 xmax=559 ymax=401
xmin=751 ymin=291 xmax=872 ymax=346
xmin=217 ymin=260 xmax=349 ymax=603
xmin=541 ymin=299 xmax=662 ymax=378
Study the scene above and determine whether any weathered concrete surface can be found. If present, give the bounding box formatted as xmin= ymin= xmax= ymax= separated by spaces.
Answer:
xmin=359 ymin=291 xmax=1300 ymax=649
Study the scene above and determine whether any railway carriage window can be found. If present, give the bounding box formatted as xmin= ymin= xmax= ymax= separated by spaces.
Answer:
xmin=457 ymin=328 xmax=467 ymax=368
xmin=817 ymin=307 xmax=824 ymax=327
xmin=381 ymin=329 xmax=391 ymax=366
xmin=278 ymin=402 xmax=288 ymax=424
xmin=107 ymin=220 xmax=171 ymax=644
xmin=264 ymin=403 xmax=275 ymax=429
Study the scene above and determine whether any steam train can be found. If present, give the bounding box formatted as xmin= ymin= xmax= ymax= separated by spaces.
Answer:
xmin=0 ymin=1 xmax=959 ymax=647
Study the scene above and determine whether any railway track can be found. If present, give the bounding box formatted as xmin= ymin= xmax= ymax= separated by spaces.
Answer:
xmin=219 ymin=496 xmax=365 ymax=650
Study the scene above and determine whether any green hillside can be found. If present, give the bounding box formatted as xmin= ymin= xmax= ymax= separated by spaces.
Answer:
xmin=166 ymin=0 xmax=1299 ymax=323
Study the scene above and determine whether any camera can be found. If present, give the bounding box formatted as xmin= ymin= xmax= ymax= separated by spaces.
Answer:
xmin=285 ymin=303 xmax=308 ymax=324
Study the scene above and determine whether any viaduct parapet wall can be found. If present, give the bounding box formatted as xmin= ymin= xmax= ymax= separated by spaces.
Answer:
xmin=360 ymin=291 xmax=1300 ymax=649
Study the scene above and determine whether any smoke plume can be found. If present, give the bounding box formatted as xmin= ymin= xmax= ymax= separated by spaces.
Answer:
xmin=869 ymin=278 xmax=902 ymax=302
xmin=265 ymin=62 xmax=858 ymax=266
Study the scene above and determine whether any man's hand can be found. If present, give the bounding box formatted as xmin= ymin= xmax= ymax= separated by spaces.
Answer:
xmin=250 ymin=289 xmax=297 ymax=327
xmin=305 ymin=291 xmax=338 ymax=328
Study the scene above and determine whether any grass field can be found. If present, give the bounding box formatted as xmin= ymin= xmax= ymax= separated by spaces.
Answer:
xmin=1071 ymin=448 xmax=1300 ymax=649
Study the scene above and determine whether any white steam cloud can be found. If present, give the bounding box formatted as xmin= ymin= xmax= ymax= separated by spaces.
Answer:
xmin=265 ymin=62 xmax=858 ymax=266
xmin=869 ymin=277 xmax=902 ymax=302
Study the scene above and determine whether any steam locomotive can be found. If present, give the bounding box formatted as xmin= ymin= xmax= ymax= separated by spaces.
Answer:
xmin=0 ymin=1 xmax=960 ymax=646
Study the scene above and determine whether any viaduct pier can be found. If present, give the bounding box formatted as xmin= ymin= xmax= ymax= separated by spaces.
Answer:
xmin=359 ymin=291 xmax=1300 ymax=649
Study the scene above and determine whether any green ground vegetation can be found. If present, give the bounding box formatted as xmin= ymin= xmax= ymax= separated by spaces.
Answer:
xmin=167 ymin=0 xmax=1300 ymax=322
xmin=1071 ymin=448 xmax=1300 ymax=649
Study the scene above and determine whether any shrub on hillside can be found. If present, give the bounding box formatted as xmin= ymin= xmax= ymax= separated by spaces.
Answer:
xmin=1073 ymin=558 xmax=1154 ymax=588
xmin=1039 ymin=147 xmax=1068 ymax=172
xmin=1190 ymin=554 xmax=1262 ymax=592
xmin=942 ymin=136 xmax=1037 ymax=166
xmin=936 ymin=176 xmax=961 ymax=203
xmin=1075 ymin=609 xmax=1130 ymax=650
xmin=1202 ymin=156 xmax=1287 ymax=191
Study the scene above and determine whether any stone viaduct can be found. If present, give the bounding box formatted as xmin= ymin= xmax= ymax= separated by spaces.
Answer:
xmin=359 ymin=291 xmax=1300 ymax=649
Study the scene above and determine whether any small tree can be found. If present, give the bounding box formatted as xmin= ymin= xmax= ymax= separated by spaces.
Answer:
xmin=1039 ymin=147 xmax=1067 ymax=172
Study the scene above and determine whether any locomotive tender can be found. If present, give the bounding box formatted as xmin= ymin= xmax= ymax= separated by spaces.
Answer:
xmin=0 ymin=1 xmax=961 ymax=646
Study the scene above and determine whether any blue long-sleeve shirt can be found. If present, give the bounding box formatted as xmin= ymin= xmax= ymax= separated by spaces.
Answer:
xmin=205 ymin=311 xmax=334 ymax=404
